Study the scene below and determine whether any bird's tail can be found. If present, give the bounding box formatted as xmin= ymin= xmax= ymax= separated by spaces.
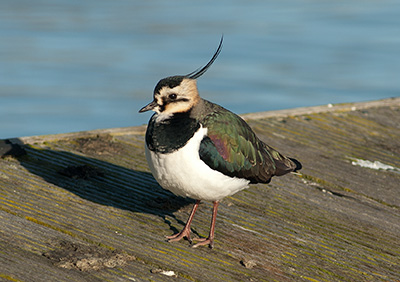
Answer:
xmin=262 ymin=142 xmax=302 ymax=177
xmin=273 ymin=155 xmax=302 ymax=177
xmin=289 ymin=157 xmax=302 ymax=172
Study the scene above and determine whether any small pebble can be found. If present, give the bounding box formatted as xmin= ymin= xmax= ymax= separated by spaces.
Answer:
xmin=151 ymin=269 xmax=177 ymax=277
xmin=240 ymin=258 xmax=257 ymax=269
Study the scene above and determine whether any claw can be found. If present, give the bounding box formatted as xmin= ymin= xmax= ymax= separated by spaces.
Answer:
xmin=166 ymin=227 xmax=192 ymax=243
xmin=191 ymin=237 xmax=214 ymax=249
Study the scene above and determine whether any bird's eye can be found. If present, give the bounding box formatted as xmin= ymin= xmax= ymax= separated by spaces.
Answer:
xmin=168 ymin=93 xmax=177 ymax=100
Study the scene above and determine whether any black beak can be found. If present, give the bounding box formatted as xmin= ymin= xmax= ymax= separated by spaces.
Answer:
xmin=139 ymin=100 xmax=158 ymax=113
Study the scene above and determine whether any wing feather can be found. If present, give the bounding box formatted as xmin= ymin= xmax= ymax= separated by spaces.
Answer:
xmin=199 ymin=106 xmax=297 ymax=183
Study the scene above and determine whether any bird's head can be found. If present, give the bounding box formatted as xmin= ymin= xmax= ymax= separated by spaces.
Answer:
xmin=139 ymin=36 xmax=223 ymax=116
xmin=139 ymin=76 xmax=199 ymax=115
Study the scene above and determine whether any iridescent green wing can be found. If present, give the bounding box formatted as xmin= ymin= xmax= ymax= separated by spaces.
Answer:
xmin=199 ymin=108 xmax=295 ymax=183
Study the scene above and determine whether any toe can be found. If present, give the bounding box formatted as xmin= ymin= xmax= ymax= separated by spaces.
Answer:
xmin=191 ymin=238 xmax=213 ymax=248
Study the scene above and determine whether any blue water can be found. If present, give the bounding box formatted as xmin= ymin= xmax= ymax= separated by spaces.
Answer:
xmin=1 ymin=0 xmax=399 ymax=139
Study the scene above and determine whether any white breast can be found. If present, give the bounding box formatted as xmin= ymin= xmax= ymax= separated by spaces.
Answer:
xmin=145 ymin=126 xmax=250 ymax=201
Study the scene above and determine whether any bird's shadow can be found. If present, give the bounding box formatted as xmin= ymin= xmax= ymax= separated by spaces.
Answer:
xmin=8 ymin=138 xmax=196 ymax=237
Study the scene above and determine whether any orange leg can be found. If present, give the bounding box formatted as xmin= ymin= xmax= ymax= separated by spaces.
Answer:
xmin=167 ymin=200 xmax=200 ymax=243
xmin=192 ymin=201 xmax=219 ymax=249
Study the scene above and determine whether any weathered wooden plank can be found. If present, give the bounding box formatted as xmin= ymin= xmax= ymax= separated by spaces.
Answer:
xmin=1 ymin=98 xmax=399 ymax=281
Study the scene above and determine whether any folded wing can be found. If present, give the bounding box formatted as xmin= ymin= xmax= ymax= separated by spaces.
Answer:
xmin=199 ymin=109 xmax=299 ymax=184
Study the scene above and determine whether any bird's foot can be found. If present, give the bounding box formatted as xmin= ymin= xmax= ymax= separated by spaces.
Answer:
xmin=166 ymin=227 xmax=192 ymax=243
xmin=191 ymin=237 xmax=214 ymax=249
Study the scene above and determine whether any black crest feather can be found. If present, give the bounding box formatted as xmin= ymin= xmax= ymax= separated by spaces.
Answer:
xmin=186 ymin=36 xmax=223 ymax=79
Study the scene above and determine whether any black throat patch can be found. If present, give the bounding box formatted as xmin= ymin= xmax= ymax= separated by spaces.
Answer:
xmin=146 ymin=111 xmax=200 ymax=154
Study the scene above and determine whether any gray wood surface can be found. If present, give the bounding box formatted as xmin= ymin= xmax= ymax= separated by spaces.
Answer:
xmin=1 ymin=98 xmax=399 ymax=281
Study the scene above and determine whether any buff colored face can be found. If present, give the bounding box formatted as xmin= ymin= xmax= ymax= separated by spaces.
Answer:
xmin=153 ymin=78 xmax=199 ymax=115
xmin=139 ymin=78 xmax=200 ymax=116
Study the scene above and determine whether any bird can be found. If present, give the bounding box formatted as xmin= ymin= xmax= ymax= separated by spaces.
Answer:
xmin=139 ymin=37 xmax=301 ymax=248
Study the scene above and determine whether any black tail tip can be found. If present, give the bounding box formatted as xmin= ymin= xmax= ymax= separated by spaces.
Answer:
xmin=289 ymin=158 xmax=302 ymax=172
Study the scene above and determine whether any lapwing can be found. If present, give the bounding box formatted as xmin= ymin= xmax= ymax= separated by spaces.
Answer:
xmin=139 ymin=37 xmax=301 ymax=248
